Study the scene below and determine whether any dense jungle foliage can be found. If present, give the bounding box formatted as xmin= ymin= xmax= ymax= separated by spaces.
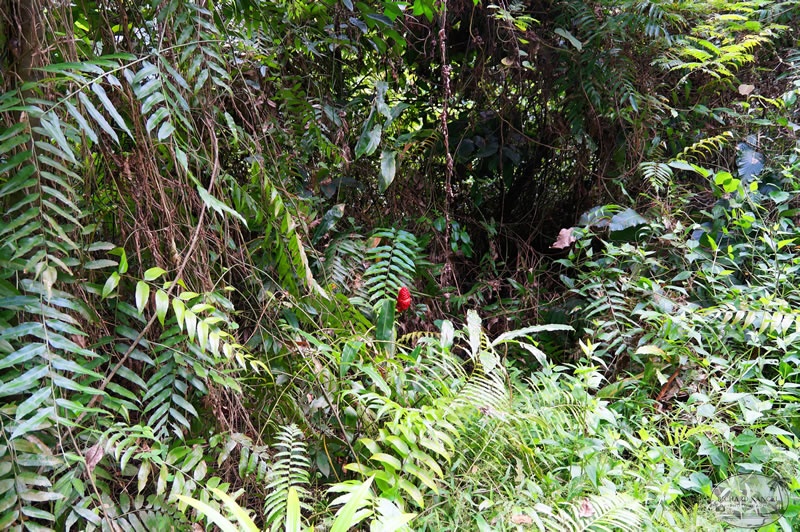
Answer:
xmin=2 ymin=0 xmax=800 ymax=530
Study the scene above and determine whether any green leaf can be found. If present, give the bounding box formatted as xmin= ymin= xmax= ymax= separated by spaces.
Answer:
xmin=157 ymin=121 xmax=175 ymax=141
xmin=78 ymin=92 xmax=119 ymax=144
xmin=0 ymin=366 xmax=50 ymax=397
xmin=135 ymin=281 xmax=150 ymax=314
xmin=207 ymin=488 xmax=259 ymax=531
xmin=145 ymin=107 xmax=169 ymax=133
xmin=285 ymin=487 xmax=301 ymax=532
xmin=91 ymin=82 xmax=133 ymax=139
xmin=15 ymin=387 xmax=50 ymax=420
xmin=197 ymin=185 xmax=248 ymax=227
xmin=137 ymin=460 xmax=150 ymax=494
xmin=554 ymin=28 xmax=582 ymax=51
xmin=155 ymin=289 xmax=169 ymax=326
xmin=371 ymin=452 xmax=402 ymax=470
xmin=609 ymin=208 xmax=647 ymax=231
xmin=185 ymin=310 xmax=197 ymax=342
xmin=403 ymin=462 xmax=439 ymax=493
xmin=355 ymin=123 xmax=382 ymax=159
xmin=10 ymin=407 xmax=55 ymax=439
xmin=0 ymin=343 xmax=46 ymax=370
xmin=197 ymin=320 xmax=209 ymax=351
xmin=491 ymin=324 xmax=573 ymax=346
xmin=111 ymin=247 xmax=128 ymax=274
xmin=397 ymin=477 xmax=424 ymax=507
xmin=330 ymin=476 xmax=374 ymax=532
xmin=102 ymin=271 xmax=120 ymax=298
xmin=84 ymin=259 xmax=118 ymax=270
xmin=172 ymin=298 xmax=186 ymax=331
xmin=144 ymin=267 xmax=167 ymax=281
xmin=379 ymin=150 xmax=396 ymax=193
xmin=376 ymin=299 xmax=396 ymax=347
xmin=65 ymin=101 xmax=99 ymax=144
xmin=174 ymin=494 xmax=239 ymax=532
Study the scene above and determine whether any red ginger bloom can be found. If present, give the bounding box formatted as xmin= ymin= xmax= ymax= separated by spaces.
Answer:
xmin=396 ymin=286 xmax=412 ymax=312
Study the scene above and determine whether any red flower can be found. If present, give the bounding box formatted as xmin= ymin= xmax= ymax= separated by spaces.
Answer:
xmin=396 ymin=286 xmax=412 ymax=312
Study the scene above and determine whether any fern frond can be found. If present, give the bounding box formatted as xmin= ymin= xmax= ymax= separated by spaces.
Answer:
xmin=256 ymin=166 xmax=328 ymax=299
xmin=639 ymin=161 xmax=674 ymax=194
xmin=363 ymin=228 xmax=422 ymax=304
xmin=450 ymin=370 xmax=511 ymax=416
xmin=398 ymin=330 xmax=439 ymax=346
xmin=678 ymin=132 xmax=734 ymax=162
xmin=317 ymin=232 xmax=367 ymax=295
xmin=541 ymin=494 xmax=646 ymax=532
xmin=264 ymin=424 xmax=312 ymax=530
xmin=700 ymin=304 xmax=800 ymax=336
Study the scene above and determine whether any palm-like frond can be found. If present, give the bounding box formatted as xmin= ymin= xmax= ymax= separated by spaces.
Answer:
xmin=264 ymin=424 xmax=312 ymax=530
xmin=540 ymin=494 xmax=646 ymax=532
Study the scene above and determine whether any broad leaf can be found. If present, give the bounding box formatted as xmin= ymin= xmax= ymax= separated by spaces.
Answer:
xmin=355 ymin=124 xmax=382 ymax=159
xmin=135 ymin=281 xmax=150 ymax=314
xmin=609 ymin=208 xmax=647 ymax=231
xmin=379 ymin=150 xmax=396 ymax=193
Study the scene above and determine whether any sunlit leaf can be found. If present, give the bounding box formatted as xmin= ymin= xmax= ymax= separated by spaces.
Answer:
xmin=102 ymin=271 xmax=120 ymax=298
xmin=135 ymin=281 xmax=150 ymax=314
xmin=155 ymin=289 xmax=169 ymax=325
